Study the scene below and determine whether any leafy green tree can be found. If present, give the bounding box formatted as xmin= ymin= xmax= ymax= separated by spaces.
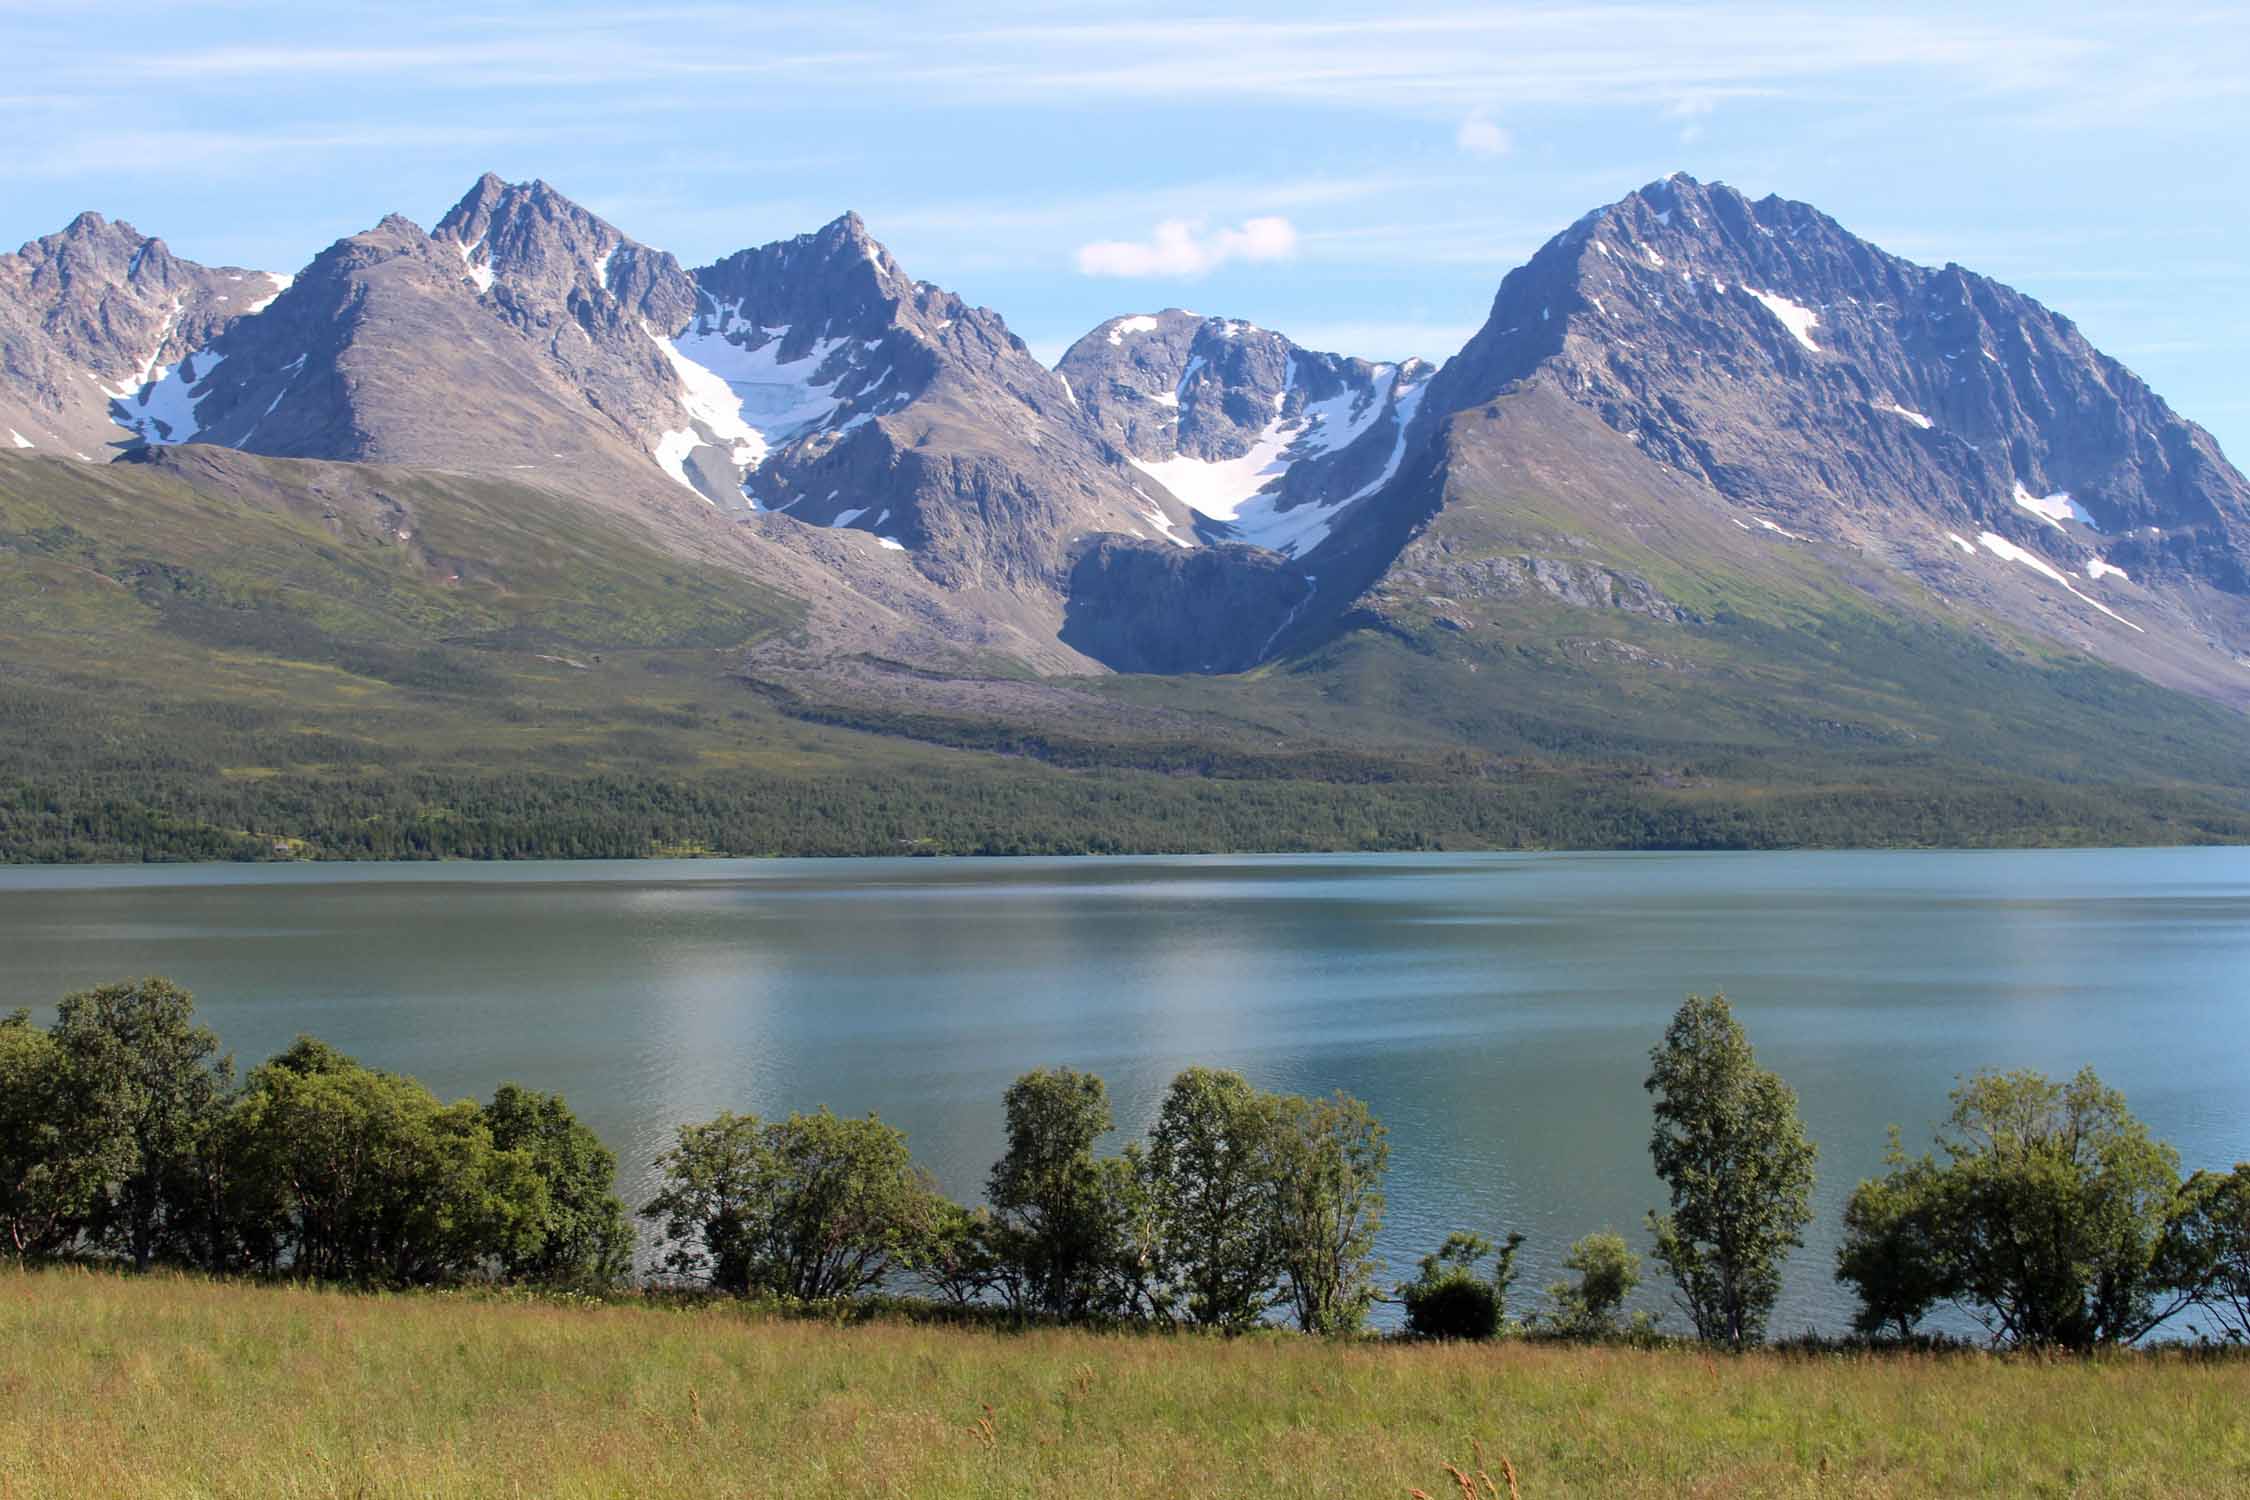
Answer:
xmin=482 ymin=1084 xmax=633 ymax=1288
xmin=51 ymin=978 xmax=234 ymax=1271
xmin=1267 ymin=1090 xmax=1388 ymax=1335
xmin=1545 ymin=1231 xmax=1643 ymax=1337
xmin=1399 ymin=1230 xmax=1524 ymax=1340
xmin=225 ymin=1047 xmax=547 ymax=1286
xmin=1644 ymin=993 xmax=1817 ymax=1346
xmin=642 ymin=1107 xmax=939 ymax=1300
xmin=1834 ymin=1130 xmax=1952 ymax=1339
xmin=1145 ymin=1067 xmax=1285 ymax=1330
xmin=2163 ymin=1163 xmax=2250 ymax=1344
xmin=985 ymin=1068 xmax=1123 ymax=1320
xmin=919 ymin=1199 xmax=1004 ymax=1307
xmin=1842 ymin=1069 xmax=2188 ymax=1349
xmin=0 ymin=1011 xmax=129 ymax=1259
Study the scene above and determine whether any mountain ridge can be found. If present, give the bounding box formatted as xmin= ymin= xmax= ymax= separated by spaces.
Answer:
xmin=4 ymin=166 xmax=2249 ymax=847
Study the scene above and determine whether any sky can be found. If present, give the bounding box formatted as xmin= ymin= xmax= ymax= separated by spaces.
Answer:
xmin=4 ymin=1 xmax=2246 ymax=456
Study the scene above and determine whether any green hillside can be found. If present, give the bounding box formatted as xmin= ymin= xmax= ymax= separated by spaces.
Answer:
xmin=4 ymin=448 xmax=2248 ymax=862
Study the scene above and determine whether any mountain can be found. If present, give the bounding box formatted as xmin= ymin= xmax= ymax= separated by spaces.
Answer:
xmin=1271 ymin=174 xmax=2250 ymax=706
xmin=0 ymin=212 xmax=284 ymax=458
xmin=676 ymin=211 xmax=1197 ymax=594
xmin=4 ymin=171 xmax=2250 ymax=863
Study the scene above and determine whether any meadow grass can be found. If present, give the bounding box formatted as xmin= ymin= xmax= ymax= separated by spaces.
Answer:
xmin=2 ymin=1266 xmax=2247 ymax=1497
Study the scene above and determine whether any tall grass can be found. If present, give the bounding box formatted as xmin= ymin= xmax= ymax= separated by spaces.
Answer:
xmin=1 ymin=1265 xmax=2245 ymax=1497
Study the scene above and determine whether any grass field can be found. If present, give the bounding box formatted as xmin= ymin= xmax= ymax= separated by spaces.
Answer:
xmin=3 ymin=1268 xmax=2246 ymax=1497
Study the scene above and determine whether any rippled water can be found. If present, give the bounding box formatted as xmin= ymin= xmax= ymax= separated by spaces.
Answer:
xmin=6 ymin=848 xmax=2247 ymax=1334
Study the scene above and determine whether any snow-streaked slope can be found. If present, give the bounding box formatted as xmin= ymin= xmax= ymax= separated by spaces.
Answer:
xmin=1976 ymin=530 xmax=2141 ymax=632
xmin=1126 ymin=358 xmax=1426 ymax=556
xmin=647 ymin=306 xmax=855 ymax=497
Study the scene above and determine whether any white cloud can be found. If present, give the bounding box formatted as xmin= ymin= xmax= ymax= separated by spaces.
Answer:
xmin=1076 ymin=216 xmax=1299 ymax=278
xmin=1456 ymin=114 xmax=1511 ymax=155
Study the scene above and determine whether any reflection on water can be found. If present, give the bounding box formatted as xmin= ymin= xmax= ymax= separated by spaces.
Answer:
xmin=5 ymin=848 xmax=2248 ymax=1334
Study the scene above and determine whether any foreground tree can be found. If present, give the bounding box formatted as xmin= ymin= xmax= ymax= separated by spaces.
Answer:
xmin=1545 ymin=1231 xmax=1643 ymax=1337
xmin=224 ymin=1044 xmax=548 ymax=1285
xmin=643 ymin=1107 xmax=939 ymax=1299
xmin=1267 ymin=1090 xmax=1389 ymax=1335
xmin=1834 ymin=1131 xmax=1951 ymax=1339
xmin=0 ymin=1011 xmax=129 ymax=1258
xmin=51 ymin=979 xmax=233 ymax=1271
xmin=2164 ymin=1163 xmax=2250 ymax=1344
xmin=1839 ymin=1069 xmax=2189 ymax=1349
xmin=482 ymin=1084 xmax=634 ymax=1288
xmin=984 ymin=1068 xmax=1126 ymax=1320
xmin=1644 ymin=993 xmax=1817 ymax=1346
xmin=1146 ymin=1067 xmax=1285 ymax=1330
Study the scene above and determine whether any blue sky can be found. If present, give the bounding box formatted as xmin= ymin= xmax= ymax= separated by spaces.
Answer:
xmin=6 ymin=2 xmax=2245 ymax=456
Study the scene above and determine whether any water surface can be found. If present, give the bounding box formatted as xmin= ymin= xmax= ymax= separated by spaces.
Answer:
xmin=6 ymin=849 xmax=2246 ymax=1334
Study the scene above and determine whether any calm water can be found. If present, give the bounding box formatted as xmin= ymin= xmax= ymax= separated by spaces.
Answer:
xmin=4 ymin=849 xmax=2247 ymax=1335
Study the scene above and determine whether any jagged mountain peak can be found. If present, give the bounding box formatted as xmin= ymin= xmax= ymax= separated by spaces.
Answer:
xmin=0 ymin=208 xmax=283 ymax=455
xmin=1055 ymin=308 xmax=1431 ymax=557
xmin=1421 ymin=172 xmax=2250 ymax=604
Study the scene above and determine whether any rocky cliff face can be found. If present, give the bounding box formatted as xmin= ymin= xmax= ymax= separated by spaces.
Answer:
xmin=683 ymin=212 xmax=1198 ymax=593
xmin=1055 ymin=309 xmax=1432 ymax=558
xmin=1419 ymin=174 xmax=2250 ymax=596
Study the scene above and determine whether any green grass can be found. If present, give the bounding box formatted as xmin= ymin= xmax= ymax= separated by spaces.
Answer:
xmin=3 ymin=1267 xmax=2247 ymax=1497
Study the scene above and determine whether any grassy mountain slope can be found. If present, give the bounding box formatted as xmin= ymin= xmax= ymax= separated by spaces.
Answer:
xmin=3 ymin=445 xmax=2247 ymax=861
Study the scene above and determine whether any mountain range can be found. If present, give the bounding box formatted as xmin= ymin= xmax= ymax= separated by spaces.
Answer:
xmin=4 ymin=171 xmax=2247 ymax=859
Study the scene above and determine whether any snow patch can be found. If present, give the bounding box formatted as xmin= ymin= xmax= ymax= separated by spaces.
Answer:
xmin=7 ymin=430 xmax=30 ymax=449
xmin=1946 ymin=532 xmax=1976 ymax=555
xmin=646 ymin=306 xmax=856 ymax=490
xmin=2011 ymin=481 xmax=2098 ymax=531
xmin=2086 ymin=556 xmax=2131 ymax=583
xmin=1977 ymin=531 xmax=2142 ymax=632
xmin=244 ymin=272 xmax=291 ymax=315
xmin=1744 ymin=289 xmax=1820 ymax=351
xmin=876 ymin=535 xmax=906 ymax=551
xmin=1106 ymin=315 xmax=1161 ymax=346
xmin=116 ymin=350 xmax=228 ymax=445
xmin=1881 ymin=402 xmax=1934 ymax=430
xmin=455 ymin=237 xmax=494 ymax=294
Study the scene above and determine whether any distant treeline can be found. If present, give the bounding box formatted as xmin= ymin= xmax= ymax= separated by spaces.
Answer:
xmin=6 ymin=764 xmax=2244 ymax=864
xmin=5 ymin=981 xmax=2248 ymax=1349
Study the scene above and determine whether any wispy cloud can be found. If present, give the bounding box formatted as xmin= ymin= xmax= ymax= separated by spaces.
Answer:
xmin=1455 ymin=114 xmax=1511 ymax=155
xmin=1076 ymin=217 xmax=1298 ymax=278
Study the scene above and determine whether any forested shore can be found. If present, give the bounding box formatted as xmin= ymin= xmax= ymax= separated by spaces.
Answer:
xmin=6 ymin=980 xmax=2248 ymax=1352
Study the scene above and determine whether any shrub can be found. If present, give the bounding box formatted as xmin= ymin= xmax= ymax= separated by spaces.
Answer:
xmin=1546 ymin=1231 xmax=1642 ymax=1337
xmin=1401 ymin=1231 xmax=1523 ymax=1341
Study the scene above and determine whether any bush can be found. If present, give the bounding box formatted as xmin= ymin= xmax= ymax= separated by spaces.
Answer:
xmin=1546 ymin=1231 xmax=1642 ymax=1337
xmin=1400 ymin=1231 xmax=1522 ymax=1340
